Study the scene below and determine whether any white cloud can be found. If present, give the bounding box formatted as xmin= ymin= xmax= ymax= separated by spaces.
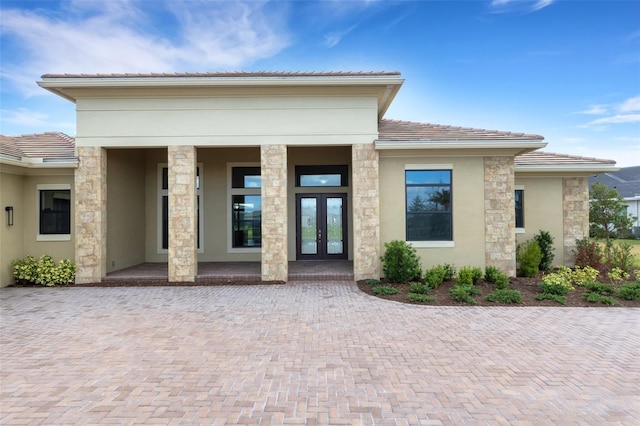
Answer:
xmin=323 ymin=25 xmax=357 ymax=48
xmin=490 ymin=0 xmax=555 ymax=13
xmin=576 ymin=105 xmax=609 ymax=115
xmin=619 ymin=95 xmax=640 ymax=112
xmin=0 ymin=108 xmax=75 ymax=134
xmin=0 ymin=1 xmax=290 ymax=96
xmin=581 ymin=114 xmax=640 ymax=129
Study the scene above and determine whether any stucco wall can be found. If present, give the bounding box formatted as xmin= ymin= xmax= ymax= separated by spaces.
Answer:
xmin=514 ymin=176 xmax=564 ymax=268
xmin=107 ymin=149 xmax=146 ymax=273
xmin=74 ymin=87 xmax=379 ymax=147
xmin=379 ymin=153 xmax=486 ymax=270
xmin=1 ymin=170 xmax=25 ymax=287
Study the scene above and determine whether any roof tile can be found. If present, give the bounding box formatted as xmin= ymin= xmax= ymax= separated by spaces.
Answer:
xmin=378 ymin=119 xmax=544 ymax=141
xmin=0 ymin=132 xmax=77 ymax=162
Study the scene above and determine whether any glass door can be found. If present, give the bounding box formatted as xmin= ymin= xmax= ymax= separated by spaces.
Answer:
xmin=296 ymin=194 xmax=347 ymax=260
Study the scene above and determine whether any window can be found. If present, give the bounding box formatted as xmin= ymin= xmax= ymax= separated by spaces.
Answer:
xmin=158 ymin=164 xmax=203 ymax=253
xmin=37 ymin=184 xmax=71 ymax=241
xmin=295 ymin=165 xmax=348 ymax=187
xmin=515 ymin=188 xmax=524 ymax=230
xmin=229 ymin=165 xmax=261 ymax=249
xmin=405 ymin=170 xmax=452 ymax=241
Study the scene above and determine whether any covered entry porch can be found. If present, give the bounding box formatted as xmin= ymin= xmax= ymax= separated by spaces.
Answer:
xmin=104 ymin=261 xmax=354 ymax=283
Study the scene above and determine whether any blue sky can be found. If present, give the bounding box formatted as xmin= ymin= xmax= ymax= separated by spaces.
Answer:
xmin=1 ymin=0 xmax=638 ymax=166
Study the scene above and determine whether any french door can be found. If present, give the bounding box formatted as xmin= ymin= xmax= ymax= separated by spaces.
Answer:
xmin=296 ymin=193 xmax=348 ymax=260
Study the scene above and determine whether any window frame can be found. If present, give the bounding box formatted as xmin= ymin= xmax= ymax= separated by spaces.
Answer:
xmin=295 ymin=165 xmax=348 ymax=187
xmin=515 ymin=186 xmax=525 ymax=233
xmin=36 ymin=184 xmax=72 ymax=241
xmin=404 ymin=164 xmax=454 ymax=248
xmin=157 ymin=163 xmax=204 ymax=255
xmin=227 ymin=163 xmax=262 ymax=253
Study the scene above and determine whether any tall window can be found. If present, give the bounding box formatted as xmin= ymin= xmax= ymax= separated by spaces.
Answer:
xmin=39 ymin=188 xmax=71 ymax=235
xmin=231 ymin=166 xmax=261 ymax=248
xmin=158 ymin=165 xmax=202 ymax=253
xmin=515 ymin=189 xmax=524 ymax=229
xmin=405 ymin=170 xmax=452 ymax=241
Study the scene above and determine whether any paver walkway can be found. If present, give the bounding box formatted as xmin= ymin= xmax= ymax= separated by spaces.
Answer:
xmin=1 ymin=283 xmax=639 ymax=425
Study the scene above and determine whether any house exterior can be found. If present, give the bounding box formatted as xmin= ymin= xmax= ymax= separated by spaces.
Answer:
xmin=589 ymin=166 xmax=640 ymax=236
xmin=0 ymin=71 xmax=618 ymax=286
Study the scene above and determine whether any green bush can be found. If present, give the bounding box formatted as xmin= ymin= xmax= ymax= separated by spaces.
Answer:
xmin=582 ymin=281 xmax=614 ymax=295
xmin=408 ymin=282 xmax=430 ymax=294
xmin=365 ymin=279 xmax=381 ymax=286
xmin=535 ymin=293 xmax=566 ymax=305
xmin=12 ymin=255 xmax=76 ymax=286
xmin=494 ymin=273 xmax=510 ymax=290
xmin=408 ymin=293 xmax=436 ymax=303
xmin=608 ymin=267 xmax=629 ymax=284
xmin=574 ymin=238 xmax=603 ymax=270
xmin=618 ymin=282 xmax=640 ymax=300
xmin=381 ymin=240 xmax=422 ymax=283
xmin=540 ymin=269 xmax=574 ymax=295
xmin=424 ymin=266 xmax=446 ymax=288
xmin=372 ymin=286 xmax=400 ymax=296
xmin=458 ymin=266 xmax=483 ymax=286
xmin=486 ymin=289 xmax=523 ymax=304
xmin=583 ymin=293 xmax=616 ymax=305
xmin=449 ymin=284 xmax=480 ymax=304
xmin=440 ymin=264 xmax=457 ymax=281
xmin=517 ymin=240 xmax=542 ymax=277
xmin=605 ymin=242 xmax=635 ymax=274
xmin=533 ymin=230 xmax=555 ymax=272
xmin=485 ymin=266 xmax=509 ymax=289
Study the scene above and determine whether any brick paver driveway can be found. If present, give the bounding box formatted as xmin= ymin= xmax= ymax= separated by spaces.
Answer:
xmin=1 ymin=283 xmax=639 ymax=425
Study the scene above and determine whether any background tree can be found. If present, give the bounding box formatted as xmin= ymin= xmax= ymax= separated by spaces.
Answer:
xmin=589 ymin=180 xmax=636 ymax=243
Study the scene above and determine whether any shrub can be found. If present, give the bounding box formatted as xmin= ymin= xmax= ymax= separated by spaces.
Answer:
xmin=572 ymin=266 xmax=600 ymax=286
xmin=608 ymin=267 xmax=630 ymax=284
xmin=449 ymin=284 xmax=480 ymax=304
xmin=381 ymin=240 xmax=422 ymax=283
xmin=485 ymin=266 xmax=509 ymax=289
xmin=605 ymin=242 xmax=635 ymax=274
xmin=486 ymin=289 xmax=523 ymax=304
xmin=618 ymin=282 xmax=640 ymax=300
xmin=540 ymin=269 xmax=574 ymax=295
xmin=517 ymin=240 xmax=542 ymax=277
xmin=408 ymin=282 xmax=430 ymax=294
xmin=458 ymin=266 xmax=483 ymax=286
xmin=365 ymin=279 xmax=381 ymax=286
xmin=533 ymin=230 xmax=555 ymax=272
xmin=583 ymin=281 xmax=614 ymax=295
xmin=535 ymin=293 xmax=566 ymax=305
xmin=583 ymin=293 xmax=616 ymax=305
xmin=12 ymin=255 xmax=76 ymax=286
xmin=440 ymin=264 xmax=457 ymax=281
xmin=424 ymin=266 xmax=446 ymax=288
xmin=408 ymin=293 xmax=436 ymax=303
xmin=494 ymin=273 xmax=510 ymax=290
xmin=574 ymin=238 xmax=603 ymax=271
xmin=372 ymin=286 xmax=400 ymax=296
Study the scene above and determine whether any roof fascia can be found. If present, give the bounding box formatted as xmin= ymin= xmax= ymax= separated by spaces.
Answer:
xmin=375 ymin=140 xmax=546 ymax=154
xmin=515 ymin=164 xmax=619 ymax=174
xmin=0 ymin=156 xmax=78 ymax=169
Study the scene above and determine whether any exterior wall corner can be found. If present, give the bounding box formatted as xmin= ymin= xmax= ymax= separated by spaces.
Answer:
xmin=261 ymin=145 xmax=288 ymax=281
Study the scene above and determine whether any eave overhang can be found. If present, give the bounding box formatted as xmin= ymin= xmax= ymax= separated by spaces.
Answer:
xmin=375 ymin=139 xmax=547 ymax=155
xmin=0 ymin=156 xmax=78 ymax=169
xmin=515 ymin=164 xmax=619 ymax=174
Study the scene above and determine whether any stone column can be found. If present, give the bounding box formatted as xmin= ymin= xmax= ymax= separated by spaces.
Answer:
xmin=562 ymin=177 xmax=589 ymax=266
xmin=261 ymin=145 xmax=288 ymax=282
xmin=352 ymin=143 xmax=380 ymax=281
xmin=168 ymin=145 xmax=197 ymax=282
xmin=484 ymin=156 xmax=516 ymax=276
xmin=75 ymin=146 xmax=107 ymax=284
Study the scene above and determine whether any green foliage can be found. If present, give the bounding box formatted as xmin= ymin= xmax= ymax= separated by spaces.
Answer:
xmin=605 ymin=242 xmax=635 ymax=274
xmin=11 ymin=255 xmax=76 ymax=286
xmin=589 ymin=180 xmax=636 ymax=243
xmin=484 ymin=266 xmax=509 ymax=289
xmin=572 ymin=266 xmax=600 ymax=286
xmin=408 ymin=282 xmax=430 ymax=294
xmin=540 ymin=268 xmax=574 ymax=295
xmin=458 ymin=266 xmax=483 ymax=286
xmin=582 ymin=281 xmax=614 ymax=295
xmin=365 ymin=279 xmax=381 ymax=286
xmin=485 ymin=289 xmax=523 ymax=304
xmin=449 ymin=284 xmax=480 ymax=304
xmin=583 ymin=292 xmax=616 ymax=305
xmin=408 ymin=293 xmax=436 ymax=303
xmin=440 ymin=264 xmax=457 ymax=281
xmin=517 ymin=240 xmax=543 ymax=277
xmin=574 ymin=238 xmax=604 ymax=270
xmin=372 ymin=286 xmax=400 ymax=296
xmin=533 ymin=230 xmax=555 ymax=272
xmin=424 ymin=265 xmax=446 ymax=288
xmin=535 ymin=293 xmax=567 ymax=305
xmin=381 ymin=240 xmax=422 ymax=283
xmin=618 ymin=282 xmax=640 ymax=300
xmin=608 ymin=267 xmax=630 ymax=284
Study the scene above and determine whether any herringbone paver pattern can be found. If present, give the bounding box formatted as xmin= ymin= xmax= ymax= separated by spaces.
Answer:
xmin=1 ymin=283 xmax=638 ymax=425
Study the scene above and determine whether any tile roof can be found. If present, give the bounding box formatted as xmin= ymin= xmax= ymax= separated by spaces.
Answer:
xmin=515 ymin=151 xmax=616 ymax=166
xmin=378 ymin=119 xmax=544 ymax=141
xmin=0 ymin=132 xmax=77 ymax=163
xmin=41 ymin=71 xmax=402 ymax=79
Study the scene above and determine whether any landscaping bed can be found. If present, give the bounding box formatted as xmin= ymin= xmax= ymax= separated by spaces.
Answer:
xmin=357 ymin=274 xmax=640 ymax=307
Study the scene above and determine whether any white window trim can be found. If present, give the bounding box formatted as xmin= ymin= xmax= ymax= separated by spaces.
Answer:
xmin=515 ymin=185 xmax=525 ymax=234
xmin=157 ymin=163 xmax=204 ymax=255
xmin=227 ymin=162 xmax=261 ymax=254
xmin=404 ymin=164 xmax=455 ymax=247
xmin=36 ymin=183 xmax=71 ymax=241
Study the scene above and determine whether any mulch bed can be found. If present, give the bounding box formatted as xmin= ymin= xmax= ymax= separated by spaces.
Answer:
xmin=357 ymin=275 xmax=640 ymax=307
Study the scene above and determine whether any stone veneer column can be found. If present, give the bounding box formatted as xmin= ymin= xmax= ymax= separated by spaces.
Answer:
xmin=75 ymin=146 xmax=107 ymax=284
xmin=484 ymin=156 xmax=516 ymax=276
xmin=352 ymin=143 xmax=380 ymax=281
xmin=261 ymin=145 xmax=288 ymax=282
xmin=168 ymin=145 xmax=197 ymax=282
xmin=562 ymin=177 xmax=589 ymax=266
